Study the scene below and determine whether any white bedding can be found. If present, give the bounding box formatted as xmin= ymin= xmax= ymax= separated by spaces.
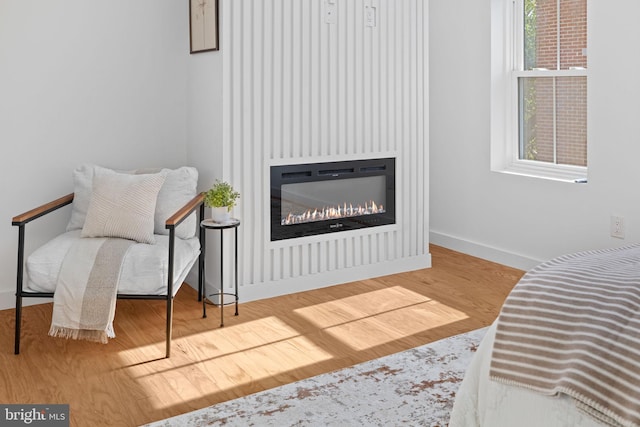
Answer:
xmin=449 ymin=321 xmax=604 ymax=427
xmin=26 ymin=230 xmax=200 ymax=297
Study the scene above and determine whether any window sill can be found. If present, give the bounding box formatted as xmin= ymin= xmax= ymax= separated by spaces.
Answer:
xmin=494 ymin=161 xmax=588 ymax=183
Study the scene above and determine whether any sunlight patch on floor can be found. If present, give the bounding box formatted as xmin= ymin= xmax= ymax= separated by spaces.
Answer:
xmin=121 ymin=317 xmax=335 ymax=410
xmin=117 ymin=316 xmax=304 ymax=366
xmin=118 ymin=290 xmax=468 ymax=410
xmin=194 ymin=315 xmax=306 ymax=354
xmin=293 ymin=286 xmax=432 ymax=329
xmin=294 ymin=286 xmax=469 ymax=351
xmin=326 ymin=300 xmax=469 ymax=350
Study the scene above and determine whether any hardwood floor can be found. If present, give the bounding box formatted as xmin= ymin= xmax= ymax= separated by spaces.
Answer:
xmin=0 ymin=245 xmax=524 ymax=426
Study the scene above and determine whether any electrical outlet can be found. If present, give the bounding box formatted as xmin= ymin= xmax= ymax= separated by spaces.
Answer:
xmin=611 ymin=215 xmax=625 ymax=239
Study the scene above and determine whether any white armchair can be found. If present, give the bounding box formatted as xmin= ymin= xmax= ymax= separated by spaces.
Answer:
xmin=12 ymin=165 xmax=205 ymax=358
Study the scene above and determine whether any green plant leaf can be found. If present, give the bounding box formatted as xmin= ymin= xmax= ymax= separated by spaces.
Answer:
xmin=204 ymin=180 xmax=240 ymax=210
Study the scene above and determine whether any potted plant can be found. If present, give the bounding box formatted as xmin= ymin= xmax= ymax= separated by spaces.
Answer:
xmin=204 ymin=179 xmax=240 ymax=222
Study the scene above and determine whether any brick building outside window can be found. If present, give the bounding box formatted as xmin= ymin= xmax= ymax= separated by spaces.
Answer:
xmin=519 ymin=0 xmax=587 ymax=167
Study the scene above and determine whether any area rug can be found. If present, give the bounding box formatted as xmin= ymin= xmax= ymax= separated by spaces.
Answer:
xmin=144 ymin=327 xmax=487 ymax=427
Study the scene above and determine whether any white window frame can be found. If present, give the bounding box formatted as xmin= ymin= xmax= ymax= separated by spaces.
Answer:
xmin=490 ymin=0 xmax=588 ymax=183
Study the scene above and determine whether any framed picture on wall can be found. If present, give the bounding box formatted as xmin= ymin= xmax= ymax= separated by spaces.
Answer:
xmin=190 ymin=0 xmax=219 ymax=53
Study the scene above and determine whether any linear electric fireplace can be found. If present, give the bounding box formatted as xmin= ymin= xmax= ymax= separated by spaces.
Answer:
xmin=270 ymin=158 xmax=395 ymax=241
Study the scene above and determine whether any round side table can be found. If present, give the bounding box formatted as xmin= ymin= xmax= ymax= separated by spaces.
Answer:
xmin=200 ymin=218 xmax=240 ymax=327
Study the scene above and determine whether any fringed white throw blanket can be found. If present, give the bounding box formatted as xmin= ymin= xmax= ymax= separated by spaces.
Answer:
xmin=49 ymin=237 xmax=134 ymax=343
xmin=490 ymin=245 xmax=640 ymax=427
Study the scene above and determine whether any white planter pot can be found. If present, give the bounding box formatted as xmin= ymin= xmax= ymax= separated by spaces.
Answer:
xmin=211 ymin=206 xmax=231 ymax=223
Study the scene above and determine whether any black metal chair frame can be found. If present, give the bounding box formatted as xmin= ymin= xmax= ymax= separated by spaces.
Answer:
xmin=12 ymin=192 xmax=205 ymax=358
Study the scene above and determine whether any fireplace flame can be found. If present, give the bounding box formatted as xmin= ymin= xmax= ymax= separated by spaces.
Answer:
xmin=282 ymin=200 xmax=385 ymax=225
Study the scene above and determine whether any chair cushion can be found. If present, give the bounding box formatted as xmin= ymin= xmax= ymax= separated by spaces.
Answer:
xmin=81 ymin=168 xmax=166 ymax=244
xmin=67 ymin=164 xmax=199 ymax=240
xmin=26 ymin=230 xmax=200 ymax=296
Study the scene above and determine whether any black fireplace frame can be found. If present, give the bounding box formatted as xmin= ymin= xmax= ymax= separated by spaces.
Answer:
xmin=270 ymin=158 xmax=395 ymax=241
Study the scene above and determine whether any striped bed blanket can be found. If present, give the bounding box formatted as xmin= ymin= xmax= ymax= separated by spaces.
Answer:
xmin=490 ymin=245 xmax=640 ymax=427
xmin=49 ymin=237 xmax=134 ymax=343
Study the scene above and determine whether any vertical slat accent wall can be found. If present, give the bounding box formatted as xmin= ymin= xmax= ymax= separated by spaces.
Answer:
xmin=221 ymin=0 xmax=429 ymax=299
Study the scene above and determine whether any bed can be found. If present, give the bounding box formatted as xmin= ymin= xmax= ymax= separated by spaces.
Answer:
xmin=449 ymin=245 xmax=640 ymax=427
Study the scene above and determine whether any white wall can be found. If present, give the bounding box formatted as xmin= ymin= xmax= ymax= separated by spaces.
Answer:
xmin=0 ymin=1 xmax=189 ymax=308
xmin=429 ymin=0 xmax=640 ymax=270
xmin=184 ymin=27 xmax=224 ymax=298
xmin=217 ymin=0 xmax=430 ymax=302
xmin=186 ymin=54 xmax=223 ymax=193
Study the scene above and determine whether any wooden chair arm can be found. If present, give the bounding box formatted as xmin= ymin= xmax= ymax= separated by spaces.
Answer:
xmin=12 ymin=193 xmax=74 ymax=226
xmin=165 ymin=192 xmax=205 ymax=230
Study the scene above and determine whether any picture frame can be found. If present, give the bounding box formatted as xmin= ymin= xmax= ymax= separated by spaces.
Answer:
xmin=189 ymin=0 xmax=219 ymax=53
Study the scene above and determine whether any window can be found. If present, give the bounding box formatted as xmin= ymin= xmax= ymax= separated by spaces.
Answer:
xmin=491 ymin=0 xmax=587 ymax=182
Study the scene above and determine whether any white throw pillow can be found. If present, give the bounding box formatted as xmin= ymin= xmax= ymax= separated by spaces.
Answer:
xmin=153 ymin=167 xmax=198 ymax=239
xmin=68 ymin=164 xmax=199 ymax=239
xmin=67 ymin=164 xmax=101 ymax=232
xmin=81 ymin=169 xmax=166 ymax=244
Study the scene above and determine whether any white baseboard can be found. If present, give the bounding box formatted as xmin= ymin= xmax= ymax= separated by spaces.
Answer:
xmin=225 ymin=254 xmax=432 ymax=304
xmin=0 ymin=290 xmax=52 ymax=311
xmin=429 ymin=230 xmax=541 ymax=272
